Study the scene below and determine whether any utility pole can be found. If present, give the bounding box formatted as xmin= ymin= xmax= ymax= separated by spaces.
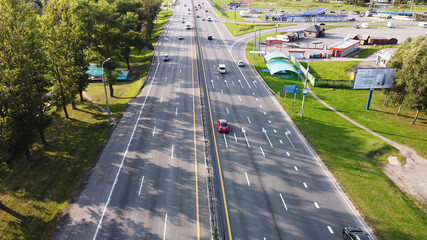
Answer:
xmin=301 ymin=60 xmax=309 ymax=117
xmin=253 ymin=24 xmax=257 ymax=59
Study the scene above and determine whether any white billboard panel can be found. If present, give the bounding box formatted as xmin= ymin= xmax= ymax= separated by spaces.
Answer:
xmin=353 ymin=68 xmax=396 ymax=89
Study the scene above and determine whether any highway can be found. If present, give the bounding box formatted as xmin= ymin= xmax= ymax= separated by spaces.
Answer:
xmin=55 ymin=0 xmax=373 ymax=239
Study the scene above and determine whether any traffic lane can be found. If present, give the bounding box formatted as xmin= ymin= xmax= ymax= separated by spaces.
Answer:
xmin=94 ymin=56 xmax=199 ymax=239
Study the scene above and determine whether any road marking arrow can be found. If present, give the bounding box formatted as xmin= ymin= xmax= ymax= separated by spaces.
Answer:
xmin=242 ymin=127 xmax=250 ymax=148
xmin=211 ymin=80 xmax=214 ymax=89
xmin=285 ymin=129 xmax=295 ymax=148
xmin=262 ymin=127 xmax=274 ymax=148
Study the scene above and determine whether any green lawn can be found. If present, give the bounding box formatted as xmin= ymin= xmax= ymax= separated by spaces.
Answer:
xmin=299 ymin=61 xmax=360 ymax=80
xmin=0 ymin=9 xmax=171 ymax=240
xmin=351 ymin=45 xmax=398 ymax=58
xmin=223 ymin=22 xmax=294 ymax=36
xmin=245 ymin=40 xmax=427 ymax=240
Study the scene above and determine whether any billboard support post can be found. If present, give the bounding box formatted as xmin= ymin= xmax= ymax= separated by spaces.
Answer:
xmin=366 ymin=89 xmax=373 ymax=110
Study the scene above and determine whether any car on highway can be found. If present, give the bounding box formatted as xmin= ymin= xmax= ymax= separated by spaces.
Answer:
xmin=163 ymin=54 xmax=170 ymax=61
xmin=187 ymin=8 xmax=190 ymax=11
xmin=208 ymin=35 xmax=213 ymax=40
xmin=197 ymin=15 xmax=200 ymax=18
xmin=217 ymin=119 xmax=229 ymax=132
xmin=354 ymin=25 xmax=360 ymax=29
xmin=319 ymin=23 xmax=325 ymax=25
xmin=178 ymin=35 xmax=183 ymax=40
xmin=343 ymin=227 xmax=373 ymax=240
xmin=349 ymin=18 xmax=356 ymax=21
xmin=218 ymin=64 xmax=226 ymax=74
xmin=207 ymin=17 xmax=212 ymax=21
xmin=202 ymin=18 xmax=205 ymax=21
xmin=206 ymin=9 xmax=208 ymax=12
xmin=237 ymin=60 xmax=244 ymax=67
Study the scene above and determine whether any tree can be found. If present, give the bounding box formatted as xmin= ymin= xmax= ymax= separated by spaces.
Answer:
xmin=388 ymin=35 xmax=427 ymax=124
xmin=142 ymin=0 xmax=161 ymax=40
xmin=42 ymin=0 xmax=89 ymax=118
xmin=0 ymin=0 xmax=49 ymax=162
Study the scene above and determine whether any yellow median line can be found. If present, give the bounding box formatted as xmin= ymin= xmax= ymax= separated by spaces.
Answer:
xmin=196 ymin=26 xmax=233 ymax=240
xmin=191 ymin=25 xmax=201 ymax=240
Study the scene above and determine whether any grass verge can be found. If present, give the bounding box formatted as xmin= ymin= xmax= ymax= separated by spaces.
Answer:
xmin=245 ymin=39 xmax=427 ymax=239
xmin=223 ymin=22 xmax=294 ymax=36
xmin=0 ymin=9 xmax=171 ymax=240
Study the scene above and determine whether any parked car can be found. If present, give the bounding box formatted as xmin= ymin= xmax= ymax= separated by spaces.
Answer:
xmin=343 ymin=227 xmax=373 ymax=240
xmin=237 ymin=60 xmax=244 ymax=67
xmin=217 ymin=119 xmax=229 ymax=132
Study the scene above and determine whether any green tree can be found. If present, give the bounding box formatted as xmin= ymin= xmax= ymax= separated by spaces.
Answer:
xmin=42 ymin=0 xmax=89 ymax=118
xmin=0 ymin=0 xmax=49 ymax=162
xmin=142 ymin=0 xmax=161 ymax=40
xmin=388 ymin=35 xmax=427 ymax=124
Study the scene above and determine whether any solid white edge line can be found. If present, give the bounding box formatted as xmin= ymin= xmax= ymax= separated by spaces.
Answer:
xmin=245 ymin=172 xmax=251 ymax=186
xmin=163 ymin=213 xmax=168 ymax=240
xmin=92 ymin=38 xmax=159 ymax=239
xmin=138 ymin=176 xmax=145 ymax=196
xmin=279 ymin=193 xmax=288 ymax=210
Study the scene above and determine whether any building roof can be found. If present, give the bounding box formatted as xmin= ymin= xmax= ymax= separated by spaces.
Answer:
xmin=330 ymin=39 xmax=360 ymax=50
xmin=266 ymin=59 xmax=298 ymax=75
xmin=116 ymin=70 xmax=130 ymax=80
xmin=304 ymin=25 xmax=325 ymax=33
xmin=264 ymin=52 xmax=290 ymax=62
xmin=87 ymin=63 xmax=104 ymax=77
xmin=301 ymin=7 xmax=328 ymax=16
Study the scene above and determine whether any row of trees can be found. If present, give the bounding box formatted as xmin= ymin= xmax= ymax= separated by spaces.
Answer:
xmin=385 ymin=34 xmax=427 ymax=124
xmin=0 ymin=0 xmax=161 ymax=163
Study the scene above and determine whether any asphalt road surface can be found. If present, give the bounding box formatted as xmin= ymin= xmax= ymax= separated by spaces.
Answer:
xmin=54 ymin=0 xmax=387 ymax=239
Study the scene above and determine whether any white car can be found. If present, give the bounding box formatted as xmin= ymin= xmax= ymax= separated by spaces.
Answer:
xmin=207 ymin=17 xmax=212 ymax=21
xmin=237 ymin=60 xmax=244 ymax=67
xmin=218 ymin=64 xmax=226 ymax=74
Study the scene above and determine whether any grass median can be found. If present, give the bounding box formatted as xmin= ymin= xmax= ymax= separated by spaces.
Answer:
xmin=0 ymin=9 xmax=171 ymax=240
xmin=245 ymin=40 xmax=427 ymax=239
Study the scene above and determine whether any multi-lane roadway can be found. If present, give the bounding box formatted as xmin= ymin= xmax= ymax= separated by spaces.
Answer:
xmin=55 ymin=0 xmax=375 ymax=239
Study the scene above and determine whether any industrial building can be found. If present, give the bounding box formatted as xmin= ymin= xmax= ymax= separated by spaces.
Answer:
xmin=329 ymin=39 xmax=360 ymax=57
xmin=265 ymin=7 xmax=348 ymax=23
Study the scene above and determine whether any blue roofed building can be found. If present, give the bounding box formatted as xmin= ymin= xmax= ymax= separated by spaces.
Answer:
xmin=86 ymin=63 xmax=131 ymax=81
xmin=264 ymin=52 xmax=298 ymax=79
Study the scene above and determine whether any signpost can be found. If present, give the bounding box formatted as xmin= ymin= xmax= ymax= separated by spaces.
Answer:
xmin=353 ymin=68 xmax=396 ymax=110
xmin=284 ymin=85 xmax=298 ymax=101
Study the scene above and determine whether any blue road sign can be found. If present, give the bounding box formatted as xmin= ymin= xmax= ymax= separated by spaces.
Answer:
xmin=284 ymin=85 xmax=299 ymax=93
xmin=297 ymin=69 xmax=302 ymax=74
xmin=262 ymin=69 xmax=270 ymax=72
xmin=303 ymin=88 xmax=309 ymax=96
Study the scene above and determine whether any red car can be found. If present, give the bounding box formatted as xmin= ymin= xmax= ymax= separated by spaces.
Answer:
xmin=217 ymin=119 xmax=229 ymax=132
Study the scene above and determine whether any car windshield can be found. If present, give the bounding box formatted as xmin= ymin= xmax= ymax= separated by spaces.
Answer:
xmin=220 ymin=122 xmax=227 ymax=127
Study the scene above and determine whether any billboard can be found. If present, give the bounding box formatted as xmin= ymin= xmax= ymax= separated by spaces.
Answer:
xmin=353 ymin=68 xmax=396 ymax=89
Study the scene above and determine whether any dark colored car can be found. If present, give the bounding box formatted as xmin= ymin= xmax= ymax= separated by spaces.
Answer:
xmin=217 ymin=119 xmax=229 ymax=132
xmin=354 ymin=25 xmax=360 ymax=29
xmin=178 ymin=35 xmax=183 ymax=40
xmin=208 ymin=35 xmax=213 ymax=40
xmin=343 ymin=227 xmax=373 ymax=240
xmin=206 ymin=9 xmax=208 ymax=12
xmin=349 ymin=18 xmax=356 ymax=21
xmin=319 ymin=23 xmax=325 ymax=25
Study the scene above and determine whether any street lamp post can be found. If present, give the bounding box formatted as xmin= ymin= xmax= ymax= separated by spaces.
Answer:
xmin=102 ymin=58 xmax=112 ymax=122
xmin=301 ymin=60 xmax=309 ymax=117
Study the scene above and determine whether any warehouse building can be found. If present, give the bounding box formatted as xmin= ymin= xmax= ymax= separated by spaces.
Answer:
xmin=329 ymin=39 xmax=360 ymax=57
